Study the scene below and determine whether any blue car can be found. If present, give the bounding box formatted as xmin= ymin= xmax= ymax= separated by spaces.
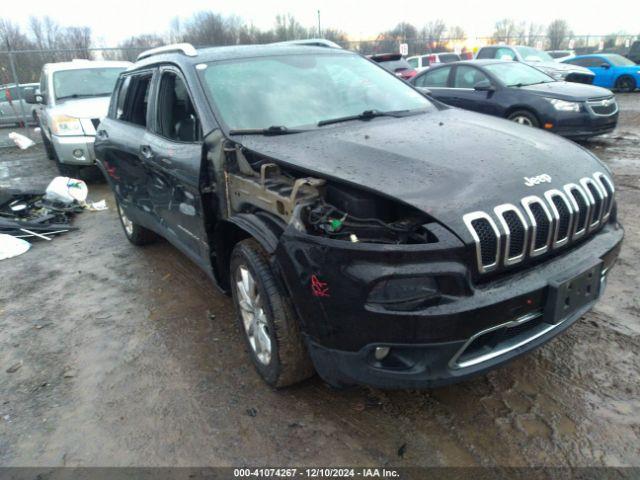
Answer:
xmin=562 ymin=54 xmax=640 ymax=92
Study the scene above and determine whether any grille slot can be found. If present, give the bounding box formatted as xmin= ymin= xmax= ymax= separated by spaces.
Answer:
xmin=594 ymin=172 xmax=615 ymax=222
xmin=522 ymin=196 xmax=552 ymax=256
xmin=463 ymin=212 xmax=500 ymax=273
xmin=564 ymin=184 xmax=589 ymax=239
xmin=545 ymin=190 xmax=573 ymax=248
xmin=581 ymin=178 xmax=604 ymax=229
xmin=494 ymin=204 xmax=528 ymax=265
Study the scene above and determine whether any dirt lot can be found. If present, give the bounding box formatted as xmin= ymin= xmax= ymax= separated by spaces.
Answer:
xmin=1 ymin=96 xmax=639 ymax=468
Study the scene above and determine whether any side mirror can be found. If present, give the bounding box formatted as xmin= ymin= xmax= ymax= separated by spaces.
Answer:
xmin=416 ymin=86 xmax=433 ymax=96
xmin=474 ymin=80 xmax=495 ymax=92
xmin=601 ymin=63 xmax=611 ymax=69
xmin=23 ymin=90 xmax=37 ymax=104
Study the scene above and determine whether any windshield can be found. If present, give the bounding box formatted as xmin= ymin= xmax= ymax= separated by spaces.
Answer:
xmin=53 ymin=67 xmax=126 ymax=100
xmin=515 ymin=46 xmax=554 ymax=62
xmin=605 ymin=54 xmax=635 ymax=66
xmin=200 ymin=53 xmax=432 ymax=130
xmin=485 ymin=62 xmax=555 ymax=87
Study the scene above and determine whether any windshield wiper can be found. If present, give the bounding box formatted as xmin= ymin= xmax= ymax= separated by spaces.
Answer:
xmin=317 ymin=109 xmax=413 ymax=127
xmin=228 ymin=125 xmax=308 ymax=136
xmin=56 ymin=92 xmax=112 ymax=100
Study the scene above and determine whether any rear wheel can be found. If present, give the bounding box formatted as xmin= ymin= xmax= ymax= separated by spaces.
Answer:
xmin=116 ymin=200 xmax=156 ymax=246
xmin=615 ymin=75 xmax=636 ymax=93
xmin=507 ymin=110 xmax=540 ymax=128
xmin=230 ymin=238 xmax=314 ymax=387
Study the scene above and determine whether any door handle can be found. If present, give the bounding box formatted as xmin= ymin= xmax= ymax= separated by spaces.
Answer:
xmin=140 ymin=145 xmax=154 ymax=159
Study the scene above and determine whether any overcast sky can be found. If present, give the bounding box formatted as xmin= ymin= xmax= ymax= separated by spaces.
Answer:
xmin=5 ymin=0 xmax=640 ymax=45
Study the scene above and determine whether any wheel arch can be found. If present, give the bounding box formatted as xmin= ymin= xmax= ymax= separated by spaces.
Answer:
xmin=212 ymin=212 xmax=285 ymax=291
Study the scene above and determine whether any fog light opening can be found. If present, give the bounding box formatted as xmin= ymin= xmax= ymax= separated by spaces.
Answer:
xmin=544 ymin=123 xmax=554 ymax=130
xmin=72 ymin=149 xmax=84 ymax=159
xmin=374 ymin=346 xmax=391 ymax=361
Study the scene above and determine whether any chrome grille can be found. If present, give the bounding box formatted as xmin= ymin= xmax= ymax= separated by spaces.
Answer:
xmin=465 ymin=172 xmax=614 ymax=273
xmin=586 ymin=97 xmax=618 ymax=116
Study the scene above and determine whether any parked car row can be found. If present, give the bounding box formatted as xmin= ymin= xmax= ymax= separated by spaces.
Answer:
xmin=411 ymin=60 xmax=618 ymax=140
xmin=0 ymin=83 xmax=39 ymax=126
xmin=89 ymin=41 xmax=623 ymax=389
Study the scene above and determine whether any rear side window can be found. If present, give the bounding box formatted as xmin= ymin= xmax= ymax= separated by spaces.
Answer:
xmin=155 ymin=71 xmax=202 ymax=142
xmin=115 ymin=76 xmax=131 ymax=120
xmin=566 ymin=57 xmax=601 ymax=68
xmin=407 ymin=58 xmax=418 ymax=68
xmin=476 ymin=47 xmax=496 ymax=59
xmin=420 ymin=55 xmax=431 ymax=66
xmin=496 ymin=48 xmax=516 ymax=61
xmin=416 ymin=66 xmax=451 ymax=87
xmin=117 ymin=73 xmax=152 ymax=127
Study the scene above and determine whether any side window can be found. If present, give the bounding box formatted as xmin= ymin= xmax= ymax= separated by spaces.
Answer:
xmin=0 ymin=88 xmax=7 ymax=102
xmin=407 ymin=58 xmax=418 ymax=69
xmin=115 ymin=76 xmax=131 ymax=120
xmin=118 ymin=73 xmax=152 ymax=127
xmin=416 ymin=66 xmax=451 ymax=87
xmin=453 ymin=66 xmax=490 ymax=88
xmin=476 ymin=47 xmax=496 ymax=59
xmin=155 ymin=71 xmax=202 ymax=142
xmin=496 ymin=48 xmax=516 ymax=61
xmin=420 ymin=55 xmax=431 ymax=67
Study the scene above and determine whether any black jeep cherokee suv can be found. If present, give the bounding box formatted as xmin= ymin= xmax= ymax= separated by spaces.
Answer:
xmin=95 ymin=42 xmax=623 ymax=389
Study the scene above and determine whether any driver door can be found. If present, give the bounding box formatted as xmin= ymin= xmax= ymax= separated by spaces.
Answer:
xmin=447 ymin=66 xmax=500 ymax=115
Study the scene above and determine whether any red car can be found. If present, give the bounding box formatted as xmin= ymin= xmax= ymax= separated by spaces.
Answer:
xmin=368 ymin=53 xmax=417 ymax=80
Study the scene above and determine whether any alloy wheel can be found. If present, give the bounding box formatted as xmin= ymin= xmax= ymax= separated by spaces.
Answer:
xmin=118 ymin=204 xmax=134 ymax=236
xmin=235 ymin=265 xmax=272 ymax=365
xmin=511 ymin=115 xmax=533 ymax=126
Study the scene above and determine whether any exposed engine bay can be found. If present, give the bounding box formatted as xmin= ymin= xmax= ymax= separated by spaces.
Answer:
xmin=224 ymin=145 xmax=437 ymax=244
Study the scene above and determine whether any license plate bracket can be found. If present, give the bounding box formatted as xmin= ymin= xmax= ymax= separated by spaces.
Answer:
xmin=545 ymin=260 xmax=602 ymax=324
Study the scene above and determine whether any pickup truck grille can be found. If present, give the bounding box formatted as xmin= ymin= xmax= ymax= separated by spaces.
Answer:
xmin=587 ymin=97 xmax=618 ymax=116
xmin=464 ymin=172 xmax=615 ymax=274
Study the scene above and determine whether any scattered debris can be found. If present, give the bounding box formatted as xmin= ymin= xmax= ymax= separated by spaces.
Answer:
xmin=207 ymin=311 xmax=216 ymax=321
xmin=8 ymin=132 xmax=35 ymax=150
xmin=0 ymin=234 xmax=30 ymax=260
xmin=397 ymin=443 xmax=407 ymax=458
xmin=246 ymin=408 xmax=258 ymax=417
xmin=86 ymin=199 xmax=108 ymax=211
xmin=6 ymin=362 xmax=22 ymax=373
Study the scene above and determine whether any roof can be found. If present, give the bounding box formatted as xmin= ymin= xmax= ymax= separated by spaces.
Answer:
xmin=134 ymin=42 xmax=352 ymax=69
xmin=43 ymin=60 xmax=132 ymax=73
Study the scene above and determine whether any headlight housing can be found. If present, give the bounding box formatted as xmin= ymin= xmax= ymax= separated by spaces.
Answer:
xmin=545 ymin=98 xmax=581 ymax=112
xmin=51 ymin=115 xmax=84 ymax=136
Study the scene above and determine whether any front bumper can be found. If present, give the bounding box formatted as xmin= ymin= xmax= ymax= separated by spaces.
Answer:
xmin=545 ymin=108 xmax=618 ymax=140
xmin=277 ymin=221 xmax=623 ymax=389
xmin=51 ymin=134 xmax=96 ymax=165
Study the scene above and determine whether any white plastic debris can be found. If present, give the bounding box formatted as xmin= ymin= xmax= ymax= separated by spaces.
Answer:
xmin=8 ymin=132 xmax=36 ymax=150
xmin=0 ymin=234 xmax=31 ymax=260
xmin=44 ymin=177 xmax=88 ymax=204
xmin=86 ymin=199 xmax=108 ymax=211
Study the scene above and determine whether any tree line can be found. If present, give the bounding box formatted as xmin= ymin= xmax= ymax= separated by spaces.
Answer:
xmin=0 ymin=12 xmax=637 ymax=83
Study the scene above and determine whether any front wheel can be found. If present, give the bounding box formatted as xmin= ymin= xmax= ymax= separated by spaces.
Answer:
xmin=615 ymin=75 xmax=636 ymax=93
xmin=230 ymin=238 xmax=314 ymax=387
xmin=507 ymin=110 xmax=540 ymax=128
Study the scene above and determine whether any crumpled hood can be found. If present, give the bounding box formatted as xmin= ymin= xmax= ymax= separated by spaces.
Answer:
xmin=237 ymin=109 xmax=608 ymax=243
xmin=51 ymin=96 xmax=111 ymax=119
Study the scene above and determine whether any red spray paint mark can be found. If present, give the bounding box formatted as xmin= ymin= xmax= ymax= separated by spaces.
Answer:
xmin=311 ymin=275 xmax=330 ymax=298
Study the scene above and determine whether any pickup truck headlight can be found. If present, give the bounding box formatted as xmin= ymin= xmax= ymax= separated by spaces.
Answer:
xmin=545 ymin=98 xmax=581 ymax=112
xmin=51 ymin=114 xmax=84 ymax=136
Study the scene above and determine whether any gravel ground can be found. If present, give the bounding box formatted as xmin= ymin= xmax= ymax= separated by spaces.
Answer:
xmin=0 ymin=95 xmax=639 ymax=468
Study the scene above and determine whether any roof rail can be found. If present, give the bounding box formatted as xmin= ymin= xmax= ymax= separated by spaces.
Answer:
xmin=270 ymin=39 xmax=342 ymax=49
xmin=137 ymin=43 xmax=198 ymax=61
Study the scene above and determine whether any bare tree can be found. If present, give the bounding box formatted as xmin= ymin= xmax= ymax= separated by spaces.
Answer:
xmin=492 ymin=19 xmax=523 ymax=44
xmin=547 ymin=19 xmax=571 ymax=50
xmin=273 ymin=14 xmax=309 ymax=41
xmin=447 ymin=25 xmax=466 ymax=41
xmin=420 ymin=20 xmax=446 ymax=48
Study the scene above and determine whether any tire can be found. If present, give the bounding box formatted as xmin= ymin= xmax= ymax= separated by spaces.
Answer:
xmin=41 ymin=129 xmax=56 ymax=161
xmin=116 ymin=200 xmax=156 ymax=246
xmin=507 ymin=110 xmax=540 ymax=128
xmin=615 ymin=75 xmax=636 ymax=93
xmin=230 ymin=238 xmax=314 ymax=387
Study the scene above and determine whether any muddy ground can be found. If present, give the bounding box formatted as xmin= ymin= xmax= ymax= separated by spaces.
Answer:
xmin=0 ymin=96 xmax=639 ymax=468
